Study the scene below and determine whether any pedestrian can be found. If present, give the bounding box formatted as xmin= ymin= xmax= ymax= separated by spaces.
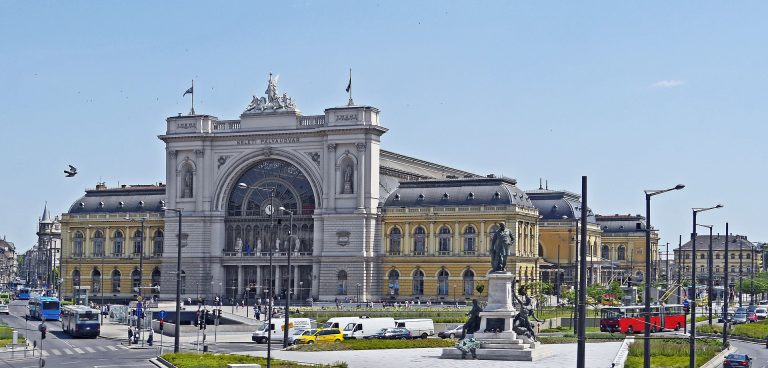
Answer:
xmin=255 ymin=308 xmax=261 ymax=321
xmin=147 ymin=329 xmax=154 ymax=346
xmin=128 ymin=326 xmax=133 ymax=345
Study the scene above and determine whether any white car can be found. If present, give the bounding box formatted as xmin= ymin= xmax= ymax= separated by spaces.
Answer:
xmin=0 ymin=304 xmax=9 ymax=315
xmin=755 ymin=308 xmax=767 ymax=320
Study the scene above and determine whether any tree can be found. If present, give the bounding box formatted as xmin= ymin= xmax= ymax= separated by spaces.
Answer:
xmin=561 ymin=288 xmax=576 ymax=305
xmin=586 ymin=283 xmax=607 ymax=304
xmin=475 ymin=283 xmax=485 ymax=297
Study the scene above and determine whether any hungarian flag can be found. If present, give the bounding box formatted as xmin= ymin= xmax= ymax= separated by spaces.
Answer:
xmin=183 ymin=86 xmax=193 ymax=96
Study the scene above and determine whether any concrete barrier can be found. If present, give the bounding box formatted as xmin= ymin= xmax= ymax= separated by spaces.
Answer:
xmin=227 ymin=365 xmax=261 ymax=368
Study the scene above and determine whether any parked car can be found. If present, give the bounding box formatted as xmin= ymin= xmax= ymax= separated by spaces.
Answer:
xmin=370 ymin=327 xmax=412 ymax=340
xmin=733 ymin=307 xmax=748 ymax=324
xmin=747 ymin=311 xmax=758 ymax=323
xmin=438 ymin=324 xmax=465 ymax=339
xmin=290 ymin=329 xmax=318 ymax=345
xmin=294 ymin=328 xmax=344 ymax=345
xmin=747 ymin=305 xmax=758 ymax=314
xmin=723 ymin=353 xmax=752 ymax=368
xmin=363 ymin=328 xmax=388 ymax=339
xmin=395 ymin=319 xmax=435 ymax=339
xmin=0 ymin=303 xmax=9 ymax=315
xmin=719 ymin=309 xmax=735 ymax=323
xmin=755 ymin=308 xmax=767 ymax=320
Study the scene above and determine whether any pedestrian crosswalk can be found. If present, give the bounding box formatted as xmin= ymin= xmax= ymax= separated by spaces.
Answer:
xmin=40 ymin=344 xmax=126 ymax=357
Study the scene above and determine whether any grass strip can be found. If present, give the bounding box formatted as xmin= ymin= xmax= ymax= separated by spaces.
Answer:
xmin=624 ymin=338 xmax=723 ymax=368
xmin=162 ymin=352 xmax=347 ymax=368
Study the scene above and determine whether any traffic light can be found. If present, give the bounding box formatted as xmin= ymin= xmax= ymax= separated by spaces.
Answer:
xmin=159 ymin=319 xmax=164 ymax=330
xmin=38 ymin=323 xmax=47 ymax=340
xmin=683 ymin=305 xmax=690 ymax=314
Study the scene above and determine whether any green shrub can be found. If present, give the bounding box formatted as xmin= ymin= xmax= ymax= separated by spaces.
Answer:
xmin=731 ymin=320 xmax=768 ymax=339
xmin=290 ymin=338 xmax=455 ymax=351
xmin=162 ymin=353 xmax=347 ymax=368
xmin=696 ymin=324 xmax=724 ymax=335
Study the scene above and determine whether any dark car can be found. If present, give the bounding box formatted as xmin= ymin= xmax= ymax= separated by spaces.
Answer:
xmin=438 ymin=324 xmax=465 ymax=339
xmin=369 ymin=328 xmax=412 ymax=340
xmin=364 ymin=328 xmax=388 ymax=340
xmin=723 ymin=353 xmax=752 ymax=368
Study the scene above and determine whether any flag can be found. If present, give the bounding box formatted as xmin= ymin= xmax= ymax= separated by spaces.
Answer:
xmin=183 ymin=86 xmax=193 ymax=96
xmin=345 ymin=75 xmax=351 ymax=93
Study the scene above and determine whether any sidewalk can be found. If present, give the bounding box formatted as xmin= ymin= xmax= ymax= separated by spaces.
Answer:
xmin=98 ymin=320 xmax=255 ymax=345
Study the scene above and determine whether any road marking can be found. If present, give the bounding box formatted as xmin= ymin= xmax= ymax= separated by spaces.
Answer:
xmin=106 ymin=345 xmax=118 ymax=351
xmin=51 ymin=349 xmax=62 ymax=355
xmin=95 ymin=346 xmax=107 ymax=351
xmin=41 ymin=350 xmax=49 ymax=356
xmin=62 ymin=348 xmax=73 ymax=354
xmin=84 ymin=346 xmax=96 ymax=353
xmin=73 ymin=347 xmax=85 ymax=353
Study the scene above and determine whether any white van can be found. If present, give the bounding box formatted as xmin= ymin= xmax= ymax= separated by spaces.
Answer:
xmin=395 ymin=319 xmax=435 ymax=339
xmin=252 ymin=318 xmax=314 ymax=343
xmin=341 ymin=317 xmax=396 ymax=339
xmin=322 ymin=317 xmax=363 ymax=330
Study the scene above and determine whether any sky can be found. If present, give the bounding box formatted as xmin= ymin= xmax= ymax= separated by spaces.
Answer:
xmin=1 ymin=1 xmax=766 ymax=254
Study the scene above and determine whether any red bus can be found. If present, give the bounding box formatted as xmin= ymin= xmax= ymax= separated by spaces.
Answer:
xmin=600 ymin=304 xmax=685 ymax=334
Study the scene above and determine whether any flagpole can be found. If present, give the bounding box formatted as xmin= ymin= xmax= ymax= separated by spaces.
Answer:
xmin=347 ymin=68 xmax=353 ymax=106
xmin=190 ymin=79 xmax=195 ymax=115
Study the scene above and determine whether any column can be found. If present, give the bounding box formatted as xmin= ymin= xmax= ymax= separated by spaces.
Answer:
xmin=311 ymin=263 xmax=320 ymax=300
xmin=356 ymin=143 xmax=366 ymax=211
xmin=404 ymin=222 xmax=411 ymax=255
xmin=479 ymin=221 xmax=486 ymax=255
xmin=237 ymin=265 xmax=243 ymax=297
xmin=274 ymin=265 xmax=281 ymax=298
xmin=256 ymin=266 xmax=262 ymax=293
xmin=327 ymin=144 xmax=337 ymax=211
xmin=293 ymin=265 xmax=300 ymax=301
xmin=428 ymin=222 xmax=435 ymax=256
xmin=453 ymin=222 xmax=461 ymax=256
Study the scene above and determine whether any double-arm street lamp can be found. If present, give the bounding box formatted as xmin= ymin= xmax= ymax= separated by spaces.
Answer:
xmin=161 ymin=206 xmax=183 ymax=354
xmin=690 ymin=204 xmax=723 ymax=368
xmin=125 ymin=215 xmax=148 ymax=347
xmin=278 ymin=206 xmax=293 ymax=349
xmin=643 ymin=184 xmax=685 ymax=368
xmin=696 ymin=224 xmax=714 ymax=325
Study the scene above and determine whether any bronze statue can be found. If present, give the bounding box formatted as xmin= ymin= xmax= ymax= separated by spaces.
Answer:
xmin=515 ymin=285 xmax=542 ymax=323
xmin=463 ymin=299 xmax=482 ymax=335
xmin=512 ymin=308 xmax=536 ymax=341
xmin=490 ymin=222 xmax=514 ymax=272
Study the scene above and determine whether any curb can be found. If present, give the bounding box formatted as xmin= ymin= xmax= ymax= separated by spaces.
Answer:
xmin=611 ymin=335 xmax=634 ymax=368
xmin=701 ymin=346 xmax=736 ymax=368
xmin=150 ymin=356 xmax=176 ymax=368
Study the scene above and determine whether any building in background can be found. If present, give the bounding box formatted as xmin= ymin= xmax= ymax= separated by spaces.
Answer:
xmin=0 ymin=237 xmax=17 ymax=288
xmin=60 ymin=183 xmax=165 ymax=304
xmin=673 ymin=234 xmax=760 ymax=291
xmin=595 ymin=214 xmax=658 ymax=286
xmin=36 ymin=204 xmax=61 ymax=291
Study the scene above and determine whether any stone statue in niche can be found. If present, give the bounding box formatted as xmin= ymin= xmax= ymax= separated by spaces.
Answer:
xmin=342 ymin=164 xmax=354 ymax=194
xmin=181 ymin=166 xmax=194 ymax=198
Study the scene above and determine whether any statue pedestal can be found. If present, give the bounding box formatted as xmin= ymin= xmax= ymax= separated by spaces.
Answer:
xmin=440 ymin=272 xmax=547 ymax=361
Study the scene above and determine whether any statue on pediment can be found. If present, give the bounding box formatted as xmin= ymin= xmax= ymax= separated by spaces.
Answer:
xmin=244 ymin=73 xmax=297 ymax=113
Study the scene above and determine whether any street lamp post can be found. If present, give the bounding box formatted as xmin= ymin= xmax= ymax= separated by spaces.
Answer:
xmin=643 ymin=184 xmax=684 ymax=368
xmin=278 ymin=206 xmax=293 ymax=349
xmin=723 ymin=223 xmax=730 ymax=346
xmin=690 ymin=204 xmax=723 ymax=368
xmin=696 ymin=224 xmax=713 ymax=325
xmin=162 ymin=207 xmax=183 ymax=354
xmin=126 ymin=215 xmax=148 ymax=347
xmin=356 ymin=283 xmax=361 ymax=307
xmin=739 ymin=240 xmax=743 ymax=307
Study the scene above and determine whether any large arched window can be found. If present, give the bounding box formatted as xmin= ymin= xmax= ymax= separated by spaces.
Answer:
xmin=151 ymin=268 xmax=161 ymax=294
xmin=73 ymin=231 xmax=84 ymax=257
xmin=337 ymin=270 xmax=348 ymax=295
xmin=389 ymin=228 xmax=402 ymax=255
xmin=438 ymin=226 xmax=451 ymax=255
xmin=72 ymin=269 xmax=81 ymax=287
xmin=601 ymin=245 xmax=610 ymax=260
xmin=133 ymin=230 xmax=143 ymax=255
xmin=413 ymin=227 xmax=426 ymax=255
xmin=113 ymin=230 xmax=124 ymax=256
xmin=227 ymin=159 xmax=316 ymax=217
xmin=91 ymin=269 xmax=101 ymax=293
xmin=463 ymin=269 xmax=474 ymax=296
xmin=153 ymin=230 xmax=164 ymax=256
xmin=617 ymin=245 xmax=626 ymax=261
xmin=388 ymin=270 xmax=400 ymax=296
xmin=93 ymin=230 xmax=104 ymax=256
xmin=463 ymin=226 xmax=477 ymax=254
xmin=111 ymin=270 xmax=121 ymax=292
xmin=437 ymin=269 xmax=449 ymax=295
xmin=131 ymin=269 xmax=141 ymax=291
xmin=412 ymin=269 xmax=424 ymax=295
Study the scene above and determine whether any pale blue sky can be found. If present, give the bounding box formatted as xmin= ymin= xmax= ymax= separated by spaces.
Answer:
xmin=2 ymin=1 xmax=766 ymax=253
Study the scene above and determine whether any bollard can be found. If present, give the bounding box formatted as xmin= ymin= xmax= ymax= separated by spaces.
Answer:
xmin=203 ymin=345 xmax=209 ymax=353
xmin=12 ymin=330 xmax=18 ymax=345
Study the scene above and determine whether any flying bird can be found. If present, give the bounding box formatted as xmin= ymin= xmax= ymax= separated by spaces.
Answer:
xmin=64 ymin=165 xmax=77 ymax=177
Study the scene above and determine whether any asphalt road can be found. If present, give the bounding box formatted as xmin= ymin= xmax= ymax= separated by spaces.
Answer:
xmin=0 ymin=300 xmax=156 ymax=368
xmin=729 ymin=340 xmax=768 ymax=368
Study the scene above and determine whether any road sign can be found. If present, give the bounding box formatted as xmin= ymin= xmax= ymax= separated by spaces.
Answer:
xmin=136 ymin=301 xmax=143 ymax=315
xmin=683 ymin=299 xmax=690 ymax=308
xmin=159 ymin=310 xmax=166 ymax=320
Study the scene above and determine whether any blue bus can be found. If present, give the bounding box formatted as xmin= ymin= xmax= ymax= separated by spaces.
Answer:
xmin=17 ymin=288 xmax=30 ymax=300
xmin=61 ymin=305 xmax=100 ymax=338
xmin=28 ymin=296 xmax=60 ymax=321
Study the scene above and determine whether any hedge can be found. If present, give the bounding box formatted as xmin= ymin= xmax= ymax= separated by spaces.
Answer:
xmin=162 ymin=353 xmax=347 ymax=368
xmin=289 ymin=338 xmax=455 ymax=351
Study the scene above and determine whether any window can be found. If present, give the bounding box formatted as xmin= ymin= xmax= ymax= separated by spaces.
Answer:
xmin=700 ymin=253 xmax=706 ymax=259
xmin=73 ymin=231 xmax=84 ymax=257
xmin=463 ymin=270 xmax=474 ymax=296
xmin=715 ymin=266 xmax=721 ymax=273
xmin=72 ymin=269 xmax=81 ymax=287
xmin=413 ymin=227 xmax=426 ymax=255
xmin=133 ymin=230 xmax=143 ymax=255
xmin=91 ymin=269 xmax=101 ymax=293
xmin=337 ymin=270 xmax=347 ymax=295
xmin=131 ymin=269 xmax=141 ymax=291
xmin=731 ymin=266 xmax=736 ymax=273
xmin=747 ymin=267 xmax=752 ymax=273
xmin=617 ymin=246 xmax=626 ymax=261
xmin=685 ymin=253 xmax=690 ymax=259
xmin=747 ymin=253 xmax=751 ymax=259
xmin=412 ymin=269 xmax=424 ymax=295
xmin=153 ymin=230 xmax=164 ymax=256
xmin=716 ymin=253 xmax=721 ymax=260
xmin=151 ymin=268 xmax=161 ymax=293
xmin=463 ymin=226 xmax=476 ymax=254
xmin=93 ymin=230 xmax=104 ymax=256
xmin=113 ymin=230 xmax=124 ymax=256
xmin=437 ymin=269 xmax=449 ymax=295
xmin=388 ymin=270 xmax=400 ymax=296
xmin=111 ymin=270 xmax=121 ymax=292
xmin=180 ymin=270 xmax=186 ymax=294
xmin=700 ymin=266 xmax=705 ymax=273
xmin=601 ymin=245 xmax=609 ymax=260
xmin=731 ymin=253 xmax=736 ymax=259
xmin=389 ymin=228 xmax=401 ymax=255
xmin=438 ymin=226 xmax=451 ymax=255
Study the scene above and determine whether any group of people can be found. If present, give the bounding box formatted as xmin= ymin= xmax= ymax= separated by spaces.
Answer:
xmin=127 ymin=325 xmax=153 ymax=346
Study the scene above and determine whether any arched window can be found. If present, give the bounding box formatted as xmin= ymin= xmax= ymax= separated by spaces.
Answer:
xmin=731 ymin=253 xmax=736 ymax=259
xmin=337 ymin=270 xmax=348 ymax=295
xmin=388 ymin=270 xmax=400 ymax=296
xmin=715 ymin=266 xmax=721 ymax=273
xmin=617 ymin=245 xmax=626 ymax=261
xmin=730 ymin=266 xmax=735 ymax=273
xmin=747 ymin=267 xmax=752 ymax=273
xmin=133 ymin=230 xmax=143 ymax=255
xmin=72 ymin=269 xmax=81 ymax=287
xmin=180 ymin=270 xmax=186 ymax=294
xmin=93 ymin=230 xmax=104 ymax=256
xmin=686 ymin=266 xmax=690 ymax=273
xmin=463 ymin=226 xmax=477 ymax=254
xmin=438 ymin=226 xmax=451 ymax=255
xmin=131 ymin=269 xmax=141 ymax=291
xmin=437 ymin=269 xmax=449 ymax=295
xmin=389 ymin=228 xmax=402 ymax=255
xmin=412 ymin=269 xmax=424 ymax=295
xmin=463 ymin=269 xmax=474 ymax=296
xmin=716 ymin=253 xmax=721 ymax=260
xmin=700 ymin=253 xmax=705 ymax=259
xmin=91 ymin=269 xmax=101 ymax=293
xmin=747 ymin=253 xmax=751 ymax=259
xmin=700 ymin=266 xmax=705 ymax=273
xmin=685 ymin=253 xmax=690 ymax=259
xmin=153 ymin=230 xmax=164 ymax=256
xmin=413 ymin=227 xmax=426 ymax=255
xmin=151 ymin=268 xmax=161 ymax=293
xmin=111 ymin=270 xmax=121 ymax=293
xmin=113 ymin=230 xmax=124 ymax=256
xmin=73 ymin=231 xmax=84 ymax=257
xmin=601 ymin=245 xmax=609 ymax=260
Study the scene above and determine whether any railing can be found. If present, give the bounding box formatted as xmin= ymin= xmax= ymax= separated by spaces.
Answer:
xmin=298 ymin=115 xmax=325 ymax=127
xmin=222 ymin=251 xmax=313 ymax=257
xmin=413 ymin=251 xmax=425 ymax=256
xmin=437 ymin=251 xmax=451 ymax=256
xmin=463 ymin=250 xmax=476 ymax=256
xmin=388 ymin=251 xmax=401 ymax=256
xmin=213 ymin=121 xmax=241 ymax=131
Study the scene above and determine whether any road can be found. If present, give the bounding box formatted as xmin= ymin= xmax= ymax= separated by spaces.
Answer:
xmin=0 ymin=300 xmax=156 ymax=368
